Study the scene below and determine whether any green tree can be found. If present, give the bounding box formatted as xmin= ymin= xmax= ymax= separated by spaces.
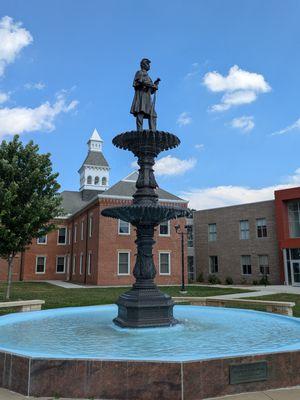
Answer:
xmin=0 ymin=136 xmax=62 ymax=300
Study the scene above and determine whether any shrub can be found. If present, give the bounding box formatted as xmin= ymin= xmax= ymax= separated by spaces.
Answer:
xmin=225 ymin=276 xmax=233 ymax=285
xmin=196 ymin=272 xmax=204 ymax=283
xmin=240 ymin=278 xmax=248 ymax=285
xmin=208 ymin=274 xmax=221 ymax=285
xmin=252 ymin=280 xmax=259 ymax=285
xmin=259 ymin=276 xmax=269 ymax=286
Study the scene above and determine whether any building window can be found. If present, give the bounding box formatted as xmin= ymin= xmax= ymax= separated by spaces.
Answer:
xmin=118 ymin=219 xmax=130 ymax=235
xmin=208 ymin=223 xmax=217 ymax=241
xmin=159 ymin=252 xmax=171 ymax=275
xmin=37 ymin=235 xmax=47 ymax=245
xmin=102 ymin=177 xmax=107 ymax=186
xmin=79 ymin=253 xmax=83 ymax=275
xmin=118 ymin=251 xmax=130 ymax=275
xmin=240 ymin=220 xmax=249 ymax=240
xmin=94 ymin=176 xmax=99 ymax=185
xmin=56 ymin=256 xmax=66 ymax=273
xmin=89 ymin=216 xmax=93 ymax=237
xmin=159 ymin=220 xmax=170 ymax=236
xmin=241 ymin=255 xmax=252 ymax=275
xmin=187 ymin=226 xmax=193 ymax=247
xmin=259 ymin=255 xmax=270 ymax=275
xmin=74 ymin=225 xmax=77 ymax=243
xmin=288 ymin=201 xmax=300 ymax=238
xmin=209 ymin=256 xmax=218 ymax=273
xmin=257 ymin=218 xmax=267 ymax=238
xmin=87 ymin=175 xmax=92 ymax=184
xmin=81 ymin=220 xmax=84 ymax=240
xmin=36 ymin=256 xmax=46 ymax=274
xmin=57 ymin=227 xmax=67 ymax=244
xmin=68 ymin=228 xmax=71 ymax=245
xmin=72 ymin=254 xmax=76 ymax=274
xmin=87 ymin=252 xmax=92 ymax=275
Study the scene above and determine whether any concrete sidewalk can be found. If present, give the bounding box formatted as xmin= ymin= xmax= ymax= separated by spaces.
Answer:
xmin=1 ymin=386 xmax=300 ymax=399
xmin=211 ymin=386 xmax=300 ymax=399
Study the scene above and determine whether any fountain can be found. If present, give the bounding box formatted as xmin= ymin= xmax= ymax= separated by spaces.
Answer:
xmin=2 ymin=60 xmax=300 ymax=399
xmin=101 ymin=57 xmax=188 ymax=328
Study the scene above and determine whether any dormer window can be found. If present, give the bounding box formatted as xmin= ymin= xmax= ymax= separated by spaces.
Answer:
xmin=94 ymin=176 xmax=99 ymax=185
xmin=102 ymin=177 xmax=107 ymax=186
xmin=87 ymin=176 xmax=92 ymax=184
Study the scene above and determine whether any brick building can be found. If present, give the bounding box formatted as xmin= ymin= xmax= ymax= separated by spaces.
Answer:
xmin=194 ymin=186 xmax=300 ymax=286
xmin=0 ymin=129 xmax=188 ymax=286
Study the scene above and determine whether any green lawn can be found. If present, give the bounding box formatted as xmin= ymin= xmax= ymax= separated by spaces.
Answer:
xmin=0 ymin=282 xmax=250 ymax=314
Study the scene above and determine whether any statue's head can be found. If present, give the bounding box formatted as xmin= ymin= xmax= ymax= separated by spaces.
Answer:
xmin=140 ymin=58 xmax=151 ymax=71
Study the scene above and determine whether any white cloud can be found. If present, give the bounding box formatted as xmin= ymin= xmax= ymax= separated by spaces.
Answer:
xmin=182 ymin=168 xmax=300 ymax=210
xmin=0 ymin=16 xmax=33 ymax=77
xmin=203 ymin=65 xmax=271 ymax=112
xmin=0 ymin=92 xmax=9 ymax=104
xmin=184 ymin=63 xmax=200 ymax=80
xmin=230 ymin=116 xmax=255 ymax=133
xmin=195 ymin=143 xmax=204 ymax=150
xmin=271 ymin=118 xmax=300 ymax=136
xmin=177 ymin=112 xmax=192 ymax=126
xmin=0 ymin=91 xmax=78 ymax=138
xmin=155 ymin=155 xmax=196 ymax=176
xmin=131 ymin=155 xmax=197 ymax=177
xmin=24 ymin=82 xmax=45 ymax=90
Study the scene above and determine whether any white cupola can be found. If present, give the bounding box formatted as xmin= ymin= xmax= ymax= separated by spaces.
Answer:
xmin=88 ymin=128 xmax=103 ymax=152
xmin=78 ymin=129 xmax=110 ymax=192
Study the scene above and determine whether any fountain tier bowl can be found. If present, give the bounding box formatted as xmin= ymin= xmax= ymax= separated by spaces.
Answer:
xmin=2 ymin=304 xmax=300 ymax=399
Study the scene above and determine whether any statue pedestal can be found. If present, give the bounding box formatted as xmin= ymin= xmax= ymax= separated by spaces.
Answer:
xmin=113 ymin=280 xmax=177 ymax=328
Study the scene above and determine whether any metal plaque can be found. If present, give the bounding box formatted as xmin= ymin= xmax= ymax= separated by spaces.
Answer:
xmin=229 ymin=361 xmax=268 ymax=384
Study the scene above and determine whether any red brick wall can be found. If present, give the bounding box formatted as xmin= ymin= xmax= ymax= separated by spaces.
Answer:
xmin=0 ymin=197 xmax=188 ymax=287
xmin=97 ymin=198 xmax=187 ymax=286
xmin=20 ymin=219 xmax=71 ymax=281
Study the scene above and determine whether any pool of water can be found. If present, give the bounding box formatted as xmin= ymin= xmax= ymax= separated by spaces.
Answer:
xmin=0 ymin=305 xmax=300 ymax=361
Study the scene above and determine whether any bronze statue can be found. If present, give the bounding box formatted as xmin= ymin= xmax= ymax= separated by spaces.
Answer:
xmin=130 ymin=58 xmax=160 ymax=131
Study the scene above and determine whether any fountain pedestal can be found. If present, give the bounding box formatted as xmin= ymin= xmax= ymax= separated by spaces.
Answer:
xmin=102 ymin=130 xmax=188 ymax=328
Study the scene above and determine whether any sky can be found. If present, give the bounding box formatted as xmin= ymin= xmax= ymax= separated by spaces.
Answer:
xmin=0 ymin=0 xmax=300 ymax=209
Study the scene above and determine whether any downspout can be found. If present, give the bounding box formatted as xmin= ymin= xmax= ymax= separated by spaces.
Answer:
xmin=84 ymin=209 xmax=89 ymax=284
xmin=70 ymin=220 xmax=74 ymax=281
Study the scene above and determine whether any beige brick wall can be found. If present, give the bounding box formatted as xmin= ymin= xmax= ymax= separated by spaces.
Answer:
xmin=194 ymin=200 xmax=280 ymax=285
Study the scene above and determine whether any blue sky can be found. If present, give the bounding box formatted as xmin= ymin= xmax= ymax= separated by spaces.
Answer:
xmin=1 ymin=0 xmax=300 ymax=209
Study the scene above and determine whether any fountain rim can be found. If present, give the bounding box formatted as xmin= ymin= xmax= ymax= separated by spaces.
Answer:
xmin=1 ymin=304 xmax=300 ymax=362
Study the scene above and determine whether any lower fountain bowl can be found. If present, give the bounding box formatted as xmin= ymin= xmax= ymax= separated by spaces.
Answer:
xmin=101 ymin=204 xmax=188 ymax=224
xmin=2 ymin=305 xmax=300 ymax=398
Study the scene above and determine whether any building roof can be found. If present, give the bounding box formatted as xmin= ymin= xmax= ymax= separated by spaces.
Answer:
xmin=60 ymin=191 xmax=90 ymax=215
xmin=100 ymin=171 xmax=186 ymax=203
xmin=80 ymin=151 xmax=109 ymax=168
xmin=60 ymin=171 xmax=187 ymax=216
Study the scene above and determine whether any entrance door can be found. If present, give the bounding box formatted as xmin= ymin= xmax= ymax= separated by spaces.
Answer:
xmin=292 ymin=261 xmax=300 ymax=286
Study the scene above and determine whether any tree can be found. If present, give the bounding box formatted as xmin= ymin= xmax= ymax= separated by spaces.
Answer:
xmin=0 ymin=136 xmax=62 ymax=300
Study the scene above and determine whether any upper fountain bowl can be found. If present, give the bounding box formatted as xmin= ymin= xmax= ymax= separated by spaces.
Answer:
xmin=113 ymin=130 xmax=180 ymax=157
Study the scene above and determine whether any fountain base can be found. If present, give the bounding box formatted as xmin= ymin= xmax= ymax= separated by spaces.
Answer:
xmin=113 ymin=281 xmax=177 ymax=328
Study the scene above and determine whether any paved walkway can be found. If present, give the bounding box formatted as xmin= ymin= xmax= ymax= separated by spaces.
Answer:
xmin=208 ymin=284 xmax=300 ymax=299
xmin=1 ymin=386 xmax=300 ymax=399
xmin=45 ymin=281 xmax=300 ymax=297
xmin=212 ymin=386 xmax=300 ymax=399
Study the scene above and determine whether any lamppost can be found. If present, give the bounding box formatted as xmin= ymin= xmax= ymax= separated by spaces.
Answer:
xmin=175 ymin=224 xmax=192 ymax=294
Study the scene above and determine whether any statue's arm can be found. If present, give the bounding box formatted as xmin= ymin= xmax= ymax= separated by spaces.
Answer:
xmin=133 ymin=71 xmax=156 ymax=89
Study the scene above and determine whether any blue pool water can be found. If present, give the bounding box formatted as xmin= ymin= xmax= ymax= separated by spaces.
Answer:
xmin=0 ymin=305 xmax=300 ymax=361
